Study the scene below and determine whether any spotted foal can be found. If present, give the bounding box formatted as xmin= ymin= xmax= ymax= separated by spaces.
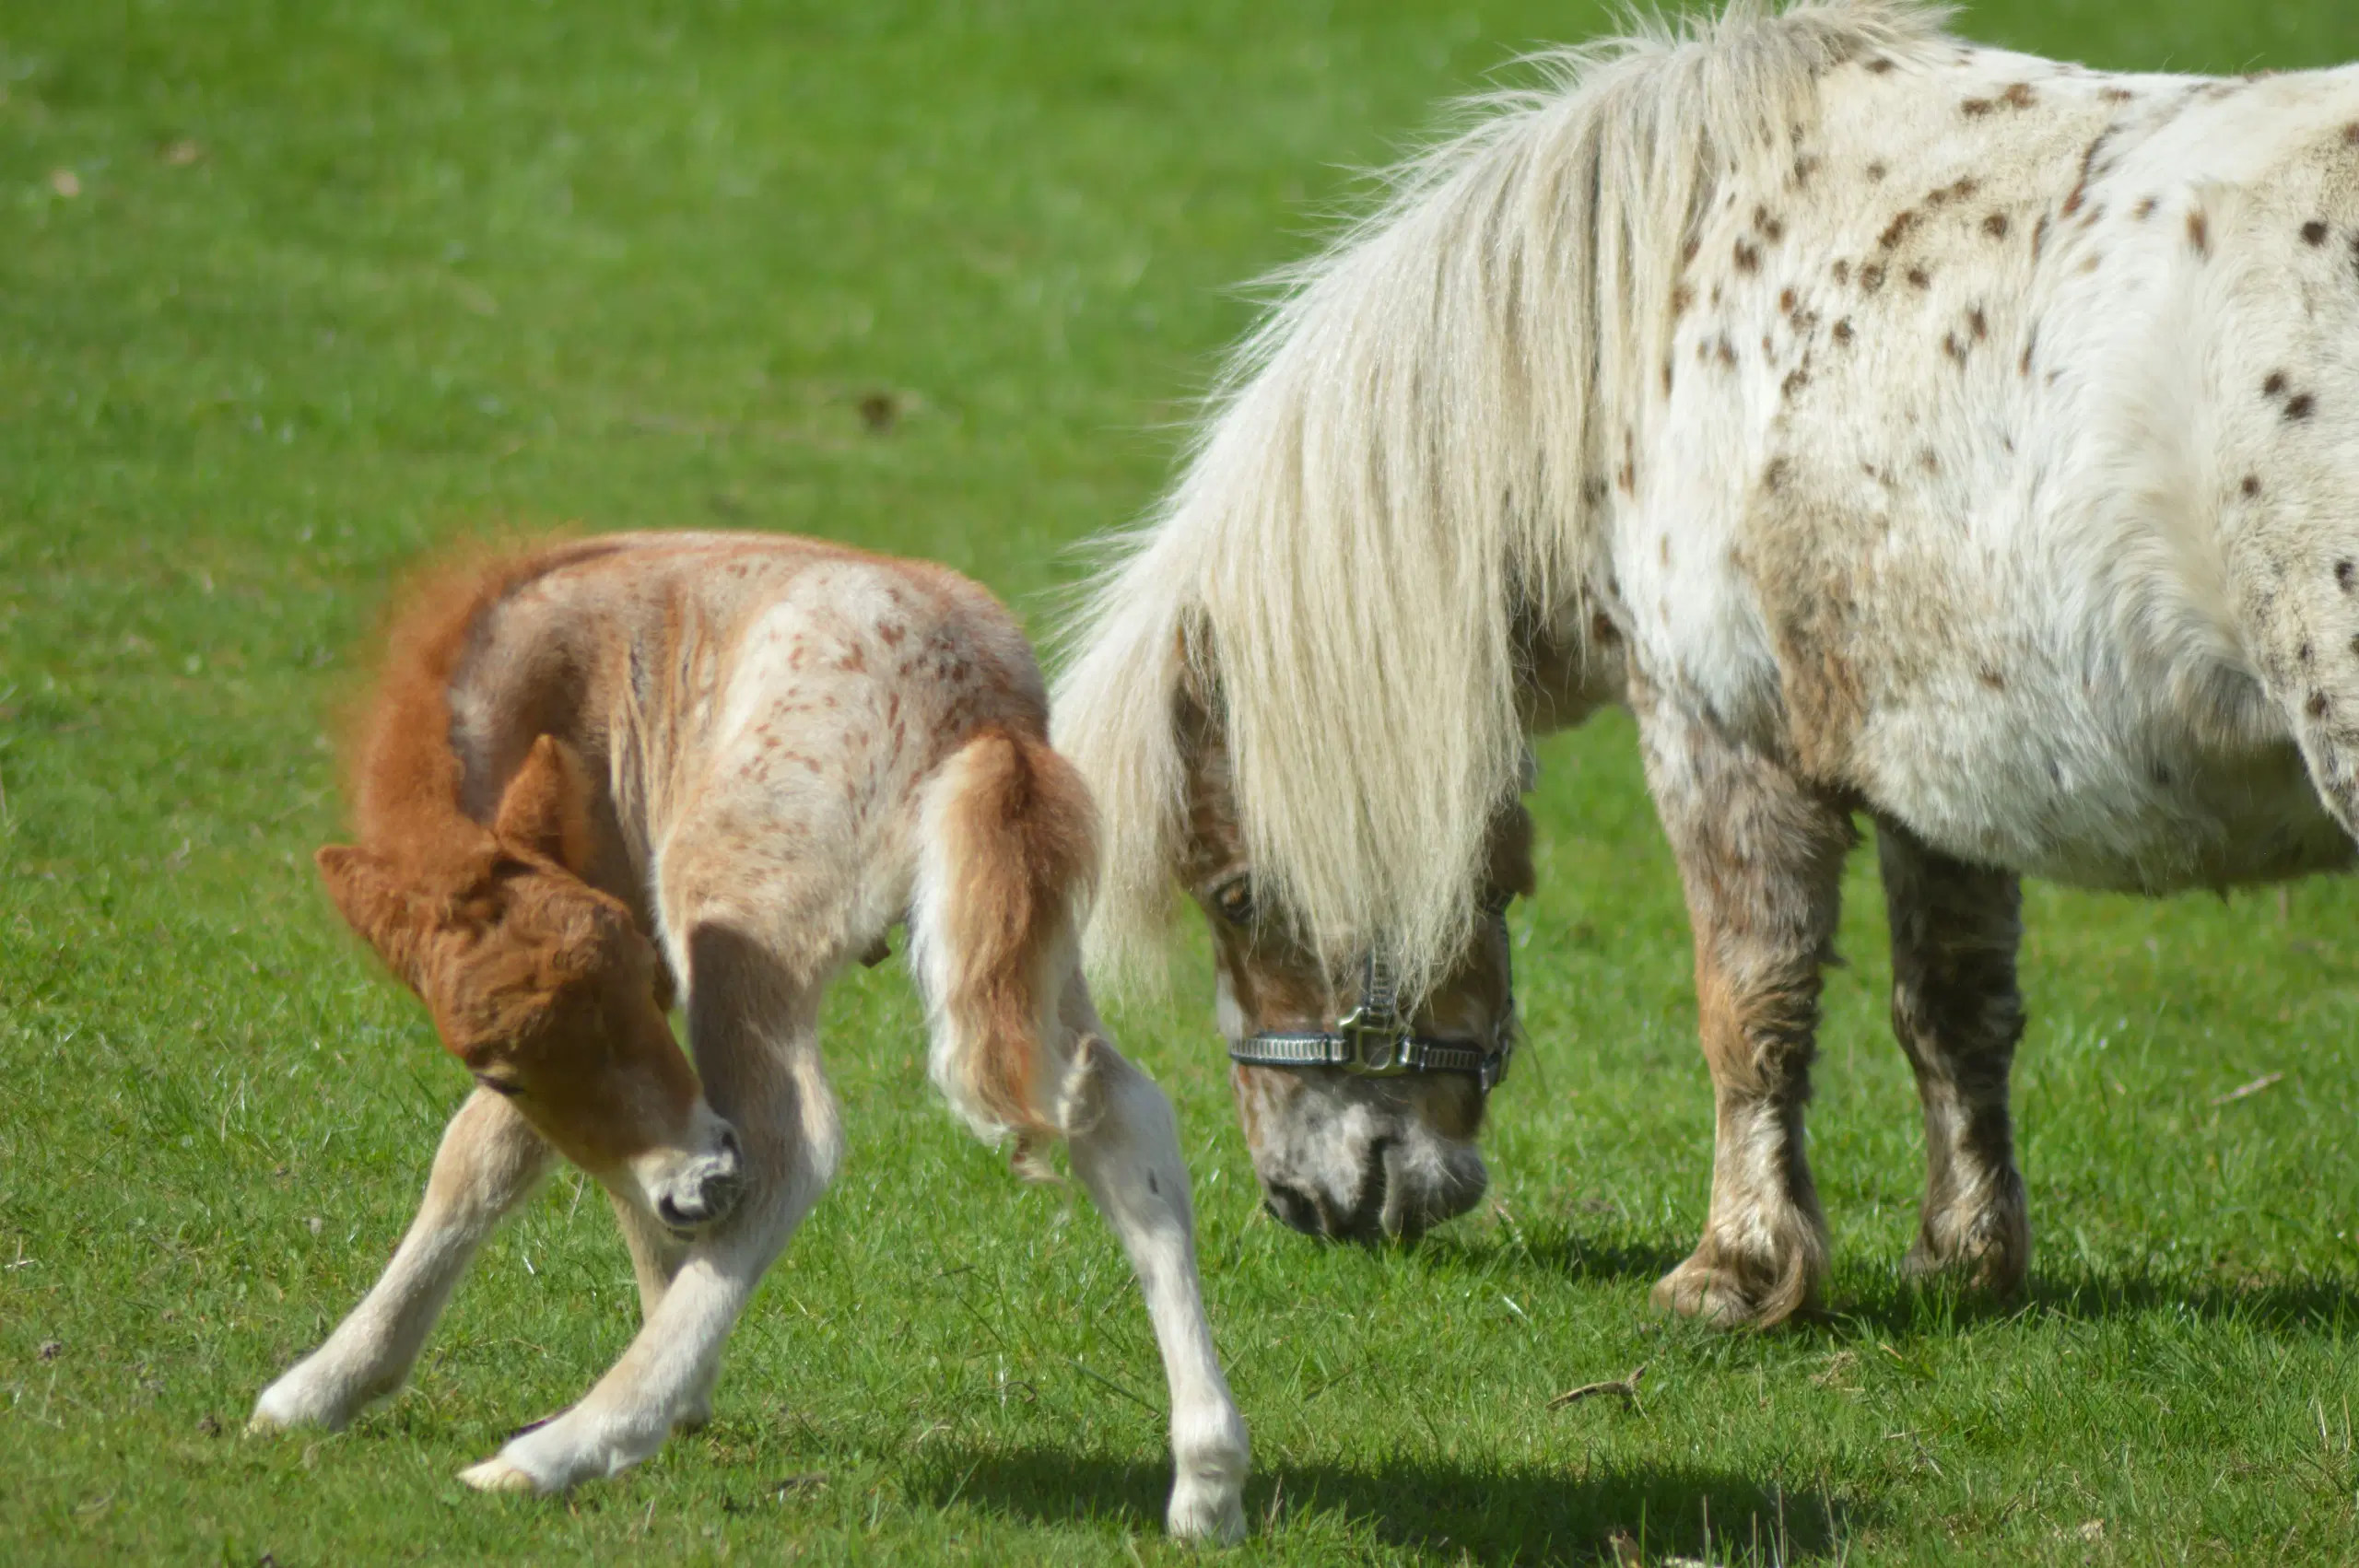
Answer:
xmin=249 ymin=532 xmax=1249 ymax=1541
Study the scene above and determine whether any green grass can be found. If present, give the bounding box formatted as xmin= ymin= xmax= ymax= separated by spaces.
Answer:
xmin=6 ymin=1 xmax=2359 ymax=1562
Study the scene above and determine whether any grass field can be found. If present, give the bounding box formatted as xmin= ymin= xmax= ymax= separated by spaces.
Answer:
xmin=8 ymin=1 xmax=2359 ymax=1562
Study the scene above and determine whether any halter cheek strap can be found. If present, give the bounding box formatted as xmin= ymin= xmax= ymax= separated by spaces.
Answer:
xmin=1226 ymin=903 xmax=1518 ymax=1094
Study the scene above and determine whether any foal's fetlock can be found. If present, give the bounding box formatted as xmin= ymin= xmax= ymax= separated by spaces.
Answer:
xmin=1166 ymin=1410 xmax=1251 ymax=1544
xmin=1651 ymin=1226 xmax=1825 ymax=1328
xmin=460 ymin=1409 xmax=659 ymax=1495
xmin=249 ymin=1354 xmax=394 ymax=1435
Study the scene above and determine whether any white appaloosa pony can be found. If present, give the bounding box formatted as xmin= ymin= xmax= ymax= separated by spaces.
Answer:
xmin=1059 ymin=0 xmax=2359 ymax=1326
xmin=250 ymin=532 xmax=1248 ymax=1541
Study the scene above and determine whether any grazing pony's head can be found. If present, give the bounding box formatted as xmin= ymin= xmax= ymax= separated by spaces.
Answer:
xmin=323 ymin=554 xmax=742 ymax=1234
xmin=1055 ymin=0 xmax=1910 ymax=1234
xmin=1174 ymin=677 xmax=1533 ymax=1238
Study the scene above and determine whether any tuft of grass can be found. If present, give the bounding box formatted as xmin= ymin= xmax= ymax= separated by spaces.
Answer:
xmin=6 ymin=2 xmax=2359 ymax=1562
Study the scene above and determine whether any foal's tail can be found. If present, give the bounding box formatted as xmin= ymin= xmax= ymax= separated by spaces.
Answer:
xmin=910 ymin=724 xmax=1100 ymax=1154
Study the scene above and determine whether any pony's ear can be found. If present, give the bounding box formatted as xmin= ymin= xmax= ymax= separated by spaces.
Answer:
xmin=494 ymin=735 xmax=593 ymax=873
xmin=317 ymin=844 xmax=424 ymax=981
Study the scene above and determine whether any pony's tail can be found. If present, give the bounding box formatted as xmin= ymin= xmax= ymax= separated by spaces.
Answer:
xmin=909 ymin=724 xmax=1100 ymax=1168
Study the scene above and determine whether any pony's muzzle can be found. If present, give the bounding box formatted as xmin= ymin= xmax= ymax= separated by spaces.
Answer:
xmin=652 ymin=1124 xmax=744 ymax=1233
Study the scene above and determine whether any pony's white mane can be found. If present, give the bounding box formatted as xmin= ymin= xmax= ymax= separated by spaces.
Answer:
xmin=1053 ymin=1 xmax=1955 ymax=999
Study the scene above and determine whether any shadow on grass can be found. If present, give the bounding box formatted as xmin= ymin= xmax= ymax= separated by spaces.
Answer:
xmin=909 ymin=1445 xmax=1861 ymax=1564
xmin=1407 ymin=1225 xmax=2359 ymax=1337
xmin=1824 ymin=1261 xmax=2359 ymax=1338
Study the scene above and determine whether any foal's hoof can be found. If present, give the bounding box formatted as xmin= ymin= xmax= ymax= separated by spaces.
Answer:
xmin=1649 ymin=1250 xmax=1813 ymax=1329
xmin=459 ymin=1455 xmax=545 ymax=1494
xmin=1166 ymin=1478 xmax=1248 ymax=1546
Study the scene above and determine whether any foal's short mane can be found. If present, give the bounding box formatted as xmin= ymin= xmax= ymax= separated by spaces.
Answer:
xmin=347 ymin=537 xmax=628 ymax=879
xmin=1053 ymin=1 xmax=1954 ymax=999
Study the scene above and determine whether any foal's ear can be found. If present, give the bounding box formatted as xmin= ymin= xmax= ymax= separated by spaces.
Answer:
xmin=317 ymin=845 xmax=421 ymax=977
xmin=494 ymin=735 xmax=594 ymax=873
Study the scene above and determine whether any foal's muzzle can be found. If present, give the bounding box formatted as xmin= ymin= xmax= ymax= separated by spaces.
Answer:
xmin=653 ymin=1126 xmax=744 ymax=1232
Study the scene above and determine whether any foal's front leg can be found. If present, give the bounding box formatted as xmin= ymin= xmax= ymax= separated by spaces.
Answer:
xmin=1638 ymin=701 xmax=1851 ymax=1328
xmin=461 ymin=1002 xmax=842 ymax=1492
xmin=1876 ymin=823 xmax=2030 ymax=1292
xmin=252 ymin=1088 xmax=553 ymax=1433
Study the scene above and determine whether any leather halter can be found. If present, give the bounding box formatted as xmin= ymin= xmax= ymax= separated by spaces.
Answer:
xmin=1226 ymin=900 xmax=1518 ymax=1094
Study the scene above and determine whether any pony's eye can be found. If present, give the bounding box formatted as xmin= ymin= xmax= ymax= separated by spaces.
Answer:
xmin=1212 ymin=877 xmax=1255 ymax=926
xmin=473 ymin=1072 xmax=522 ymax=1099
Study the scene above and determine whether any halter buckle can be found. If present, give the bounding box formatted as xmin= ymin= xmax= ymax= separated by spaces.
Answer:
xmin=1333 ymin=1003 xmax=1414 ymax=1076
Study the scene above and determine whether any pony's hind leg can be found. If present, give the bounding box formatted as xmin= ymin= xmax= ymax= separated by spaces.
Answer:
xmin=1876 ymin=824 xmax=2030 ymax=1293
xmin=1638 ymin=698 xmax=1851 ymax=1328
xmin=252 ymin=1088 xmax=552 ymax=1433
xmin=1056 ymin=1017 xmax=1250 ymax=1544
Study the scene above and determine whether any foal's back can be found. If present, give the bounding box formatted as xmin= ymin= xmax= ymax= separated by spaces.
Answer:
xmin=443 ymin=532 xmax=1050 ymax=963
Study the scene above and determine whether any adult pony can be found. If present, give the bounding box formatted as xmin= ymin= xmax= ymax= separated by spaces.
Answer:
xmin=251 ymin=534 xmax=1248 ymax=1540
xmin=1057 ymin=0 xmax=2359 ymax=1325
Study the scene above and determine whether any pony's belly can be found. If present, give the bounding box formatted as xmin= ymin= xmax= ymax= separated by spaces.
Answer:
xmin=1860 ymin=708 xmax=2355 ymax=893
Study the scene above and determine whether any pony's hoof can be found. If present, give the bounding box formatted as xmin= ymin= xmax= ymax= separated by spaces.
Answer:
xmin=244 ymin=1410 xmax=288 ymax=1438
xmin=1166 ymin=1479 xmax=1248 ymax=1545
xmin=459 ymin=1455 xmax=546 ymax=1494
xmin=1901 ymin=1227 xmax=2027 ymax=1294
xmin=1649 ymin=1252 xmax=1808 ymax=1328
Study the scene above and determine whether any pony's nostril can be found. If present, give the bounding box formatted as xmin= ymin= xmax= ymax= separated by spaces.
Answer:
xmin=716 ymin=1125 xmax=743 ymax=1168
xmin=656 ymin=1193 xmax=696 ymax=1229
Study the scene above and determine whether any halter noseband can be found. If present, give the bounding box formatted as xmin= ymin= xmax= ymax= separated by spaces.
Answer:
xmin=1226 ymin=900 xmax=1518 ymax=1094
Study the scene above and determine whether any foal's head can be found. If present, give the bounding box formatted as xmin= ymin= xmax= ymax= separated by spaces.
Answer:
xmin=1178 ymin=701 xmax=1529 ymax=1242
xmin=319 ymin=736 xmax=743 ymax=1233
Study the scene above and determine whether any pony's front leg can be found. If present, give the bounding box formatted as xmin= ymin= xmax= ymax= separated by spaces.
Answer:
xmin=1058 ymin=1031 xmax=1250 ymax=1545
xmin=1637 ymin=699 xmax=1851 ymax=1328
xmin=252 ymin=1088 xmax=552 ymax=1433
xmin=1876 ymin=823 xmax=2030 ymax=1292
xmin=458 ymin=1043 xmax=840 ymax=1493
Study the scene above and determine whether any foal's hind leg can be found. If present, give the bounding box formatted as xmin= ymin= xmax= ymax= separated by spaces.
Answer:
xmin=252 ymin=1088 xmax=552 ymax=1433
xmin=1638 ymin=700 xmax=1852 ymax=1328
xmin=1876 ymin=824 xmax=2030 ymax=1293
xmin=1053 ymin=999 xmax=1250 ymax=1544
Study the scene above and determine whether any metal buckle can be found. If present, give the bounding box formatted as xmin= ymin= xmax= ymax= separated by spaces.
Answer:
xmin=1334 ymin=1004 xmax=1412 ymax=1075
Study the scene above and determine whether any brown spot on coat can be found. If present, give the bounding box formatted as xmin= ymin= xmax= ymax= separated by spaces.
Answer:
xmin=1735 ymin=238 xmax=1761 ymax=273
xmin=1867 ymin=160 xmax=1888 ymax=181
xmin=2304 ymin=220 xmax=2331 ymax=246
xmin=1879 ymin=209 xmax=1920 ymax=251
xmin=1963 ymin=98 xmax=1993 ymax=118
xmin=2186 ymin=210 xmax=2209 ymax=255
xmin=1907 ymin=265 xmax=1931 ymax=289
xmin=2264 ymin=371 xmax=2289 ymax=397
xmin=1860 ymin=262 xmax=1887 ymax=294
xmin=2285 ymin=393 xmax=2317 ymax=421
xmin=2242 ymin=475 xmax=2263 ymax=498
xmin=1983 ymin=212 xmax=2011 ymax=239
xmin=1967 ymin=307 xmax=1988 ymax=340
xmin=2338 ymin=559 xmax=2355 ymax=591
xmin=1833 ymin=318 xmax=1854 ymax=345
xmin=2132 ymin=197 xmax=2157 ymax=220
xmin=2309 ymin=692 xmax=2331 ymax=719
